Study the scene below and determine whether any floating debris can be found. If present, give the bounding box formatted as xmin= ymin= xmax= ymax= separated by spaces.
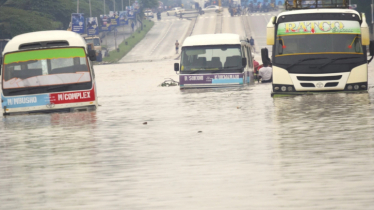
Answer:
xmin=143 ymin=122 xmax=147 ymax=125
xmin=158 ymin=78 xmax=179 ymax=87
xmin=198 ymin=131 xmax=202 ymax=133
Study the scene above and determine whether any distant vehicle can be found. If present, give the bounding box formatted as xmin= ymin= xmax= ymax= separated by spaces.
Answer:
xmin=202 ymin=5 xmax=222 ymax=13
xmin=166 ymin=7 xmax=185 ymax=16
xmin=1 ymin=31 xmax=99 ymax=115
xmin=84 ymin=36 xmax=102 ymax=54
xmin=244 ymin=0 xmax=284 ymax=8
xmin=144 ymin=9 xmax=154 ymax=18
xmin=264 ymin=2 xmax=373 ymax=96
xmin=174 ymin=34 xmax=255 ymax=88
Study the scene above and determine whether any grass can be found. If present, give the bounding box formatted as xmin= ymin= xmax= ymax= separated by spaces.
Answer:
xmin=102 ymin=20 xmax=155 ymax=63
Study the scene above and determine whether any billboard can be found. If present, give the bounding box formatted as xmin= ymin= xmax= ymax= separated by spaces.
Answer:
xmin=109 ymin=11 xmax=120 ymax=27
xmin=133 ymin=1 xmax=140 ymax=10
xmin=71 ymin=13 xmax=85 ymax=34
xmin=119 ymin=11 xmax=129 ymax=25
xmin=100 ymin=15 xmax=111 ymax=31
xmin=87 ymin=17 xmax=99 ymax=35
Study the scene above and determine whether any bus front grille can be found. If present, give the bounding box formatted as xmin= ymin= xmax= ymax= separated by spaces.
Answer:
xmin=300 ymin=83 xmax=315 ymax=87
xmin=297 ymin=75 xmax=342 ymax=81
xmin=324 ymin=82 xmax=339 ymax=87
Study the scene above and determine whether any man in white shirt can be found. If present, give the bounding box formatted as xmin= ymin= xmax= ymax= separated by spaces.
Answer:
xmin=258 ymin=64 xmax=272 ymax=83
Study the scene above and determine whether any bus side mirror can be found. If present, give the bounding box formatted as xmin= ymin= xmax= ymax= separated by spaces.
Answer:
xmin=266 ymin=16 xmax=275 ymax=45
xmin=361 ymin=14 xmax=370 ymax=46
xmin=174 ymin=63 xmax=179 ymax=71
xmin=370 ymin=41 xmax=374 ymax=56
xmin=88 ymin=50 xmax=97 ymax=61
xmin=242 ymin=57 xmax=247 ymax=67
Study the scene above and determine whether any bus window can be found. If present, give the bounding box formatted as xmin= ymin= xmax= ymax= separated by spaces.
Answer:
xmin=3 ymin=48 xmax=91 ymax=89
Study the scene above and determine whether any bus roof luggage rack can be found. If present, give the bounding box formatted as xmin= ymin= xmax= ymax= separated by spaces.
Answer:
xmin=285 ymin=0 xmax=349 ymax=10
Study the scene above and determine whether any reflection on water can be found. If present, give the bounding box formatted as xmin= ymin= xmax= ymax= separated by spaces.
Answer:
xmin=272 ymin=93 xmax=374 ymax=209
xmin=0 ymin=60 xmax=374 ymax=210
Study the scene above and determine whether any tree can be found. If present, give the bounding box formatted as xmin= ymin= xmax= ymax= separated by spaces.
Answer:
xmin=137 ymin=0 xmax=158 ymax=30
xmin=0 ymin=0 xmax=113 ymax=38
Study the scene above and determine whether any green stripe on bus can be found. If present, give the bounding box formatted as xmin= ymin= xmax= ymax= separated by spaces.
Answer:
xmin=4 ymin=48 xmax=86 ymax=64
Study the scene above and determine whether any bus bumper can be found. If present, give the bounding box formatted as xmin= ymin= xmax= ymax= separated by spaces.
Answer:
xmin=3 ymin=104 xmax=97 ymax=116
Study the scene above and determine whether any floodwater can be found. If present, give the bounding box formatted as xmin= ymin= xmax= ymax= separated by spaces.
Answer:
xmin=1 ymin=59 xmax=374 ymax=210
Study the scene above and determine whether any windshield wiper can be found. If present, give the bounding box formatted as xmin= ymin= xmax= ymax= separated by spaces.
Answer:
xmin=287 ymin=58 xmax=328 ymax=69
xmin=318 ymin=57 xmax=362 ymax=69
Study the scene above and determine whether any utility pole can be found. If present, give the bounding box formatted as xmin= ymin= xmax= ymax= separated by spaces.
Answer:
xmin=104 ymin=0 xmax=106 ymax=14
xmin=114 ymin=0 xmax=117 ymax=51
xmin=77 ymin=0 xmax=79 ymax=13
xmin=372 ymin=0 xmax=374 ymax=39
xmin=89 ymin=0 xmax=92 ymax=16
xmin=122 ymin=0 xmax=124 ymax=11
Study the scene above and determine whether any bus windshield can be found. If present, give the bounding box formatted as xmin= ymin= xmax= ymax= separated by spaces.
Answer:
xmin=276 ymin=34 xmax=363 ymax=56
xmin=276 ymin=20 xmax=363 ymax=56
xmin=3 ymin=48 xmax=91 ymax=89
xmin=181 ymin=45 xmax=242 ymax=73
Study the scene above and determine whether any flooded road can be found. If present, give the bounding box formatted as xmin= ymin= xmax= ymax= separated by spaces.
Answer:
xmin=1 ymin=59 xmax=374 ymax=210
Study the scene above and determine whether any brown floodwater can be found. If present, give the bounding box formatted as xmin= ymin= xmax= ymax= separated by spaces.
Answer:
xmin=1 ymin=60 xmax=374 ymax=210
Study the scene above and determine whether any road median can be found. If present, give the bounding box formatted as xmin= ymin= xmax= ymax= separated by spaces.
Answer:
xmin=100 ymin=20 xmax=155 ymax=64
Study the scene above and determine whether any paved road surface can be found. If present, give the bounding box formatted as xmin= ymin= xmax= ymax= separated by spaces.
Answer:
xmin=120 ymin=14 xmax=190 ymax=62
xmin=192 ymin=13 xmax=217 ymax=35
xmin=244 ymin=12 xmax=278 ymax=56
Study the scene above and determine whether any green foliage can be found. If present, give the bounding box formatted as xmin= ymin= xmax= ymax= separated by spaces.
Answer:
xmin=0 ymin=6 xmax=62 ymax=39
xmin=140 ymin=0 xmax=159 ymax=9
xmin=0 ymin=0 xmax=115 ymax=39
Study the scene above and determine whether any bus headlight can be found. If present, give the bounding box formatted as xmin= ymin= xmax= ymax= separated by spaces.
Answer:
xmin=273 ymin=85 xmax=295 ymax=92
xmin=345 ymin=82 xmax=367 ymax=91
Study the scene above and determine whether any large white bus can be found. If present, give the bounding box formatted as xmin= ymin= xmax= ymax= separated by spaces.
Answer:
xmin=264 ymin=1 xmax=374 ymax=96
xmin=1 ymin=31 xmax=99 ymax=115
xmin=174 ymin=33 xmax=255 ymax=88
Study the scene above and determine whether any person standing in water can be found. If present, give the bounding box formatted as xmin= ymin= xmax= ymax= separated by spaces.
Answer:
xmin=175 ymin=40 xmax=179 ymax=54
